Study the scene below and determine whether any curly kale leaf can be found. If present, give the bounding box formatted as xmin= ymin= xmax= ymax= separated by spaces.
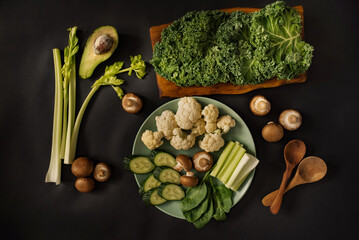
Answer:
xmin=250 ymin=1 xmax=314 ymax=80
xmin=152 ymin=10 xmax=230 ymax=87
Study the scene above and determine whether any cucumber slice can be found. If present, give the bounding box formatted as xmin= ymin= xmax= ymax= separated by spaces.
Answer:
xmin=123 ymin=155 xmax=155 ymax=174
xmin=158 ymin=183 xmax=185 ymax=201
xmin=150 ymin=150 xmax=176 ymax=167
xmin=142 ymin=189 xmax=167 ymax=206
xmin=153 ymin=167 xmax=181 ymax=184
xmin=139 ymin=174 xmax=161 ymax=194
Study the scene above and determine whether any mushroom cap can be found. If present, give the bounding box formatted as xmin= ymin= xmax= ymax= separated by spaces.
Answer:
xmin=279 ymin=109 xmax=302 ymax=131
xmin=122 ymin=93 xmax=143 ymax=114
xmin=75 ymin=177 xmax=95 ymax=193
xmin=174 ymin=154 xmax=192 ymax=172
xmin=180 ymin=175 xmax=198 ymax=187
xmin=250 ymin=95 xmax=271 ymax=116
xmin=71 ymin=157 xmax=94 ymax=177
xmin=93 ymin=162 xmax=112 ymax=182
xmin=192 ymin=151 xmax=213 ymax=172
xmin=262 ymin=122 xmax=284 ymax=142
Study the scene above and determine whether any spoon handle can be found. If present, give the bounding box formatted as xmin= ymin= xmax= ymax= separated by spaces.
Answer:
xmin=262 ymin=178 xmax=301 ymax=207
xmin=269 ymin=165 xmax=294 ymax=214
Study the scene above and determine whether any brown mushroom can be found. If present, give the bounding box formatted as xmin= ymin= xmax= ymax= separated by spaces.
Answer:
xmin=173 ymin=154 xmax=192 ymax=172
xmin=261 ymin=122 xmax=284 ymax=142
xmin=122 ymin=93 xmax=143 ymax=114
xmin=71 ymin=157 xmax=94 ymax=177
xmin=180 ymin=172 xmax=198 ymax=187
xmin=75 ymin=177 xmax=95 ymax=193
xmin=93 ymin=162 xmax=112 ymax=182
xmin=192 ymin=151 xmax=213 ymax=172
xmin=279 ymin=109 xmax=302 ymax=131
xmin=250 ymin=95 xmax=271 ymax=116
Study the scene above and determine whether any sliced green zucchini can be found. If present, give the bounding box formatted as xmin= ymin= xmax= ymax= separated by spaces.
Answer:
xmin=142 ymin=189 xmax=167 ymax=206
xmin=158 ymin=183 xmax=185 ymax=201
xmin=150 ymin=150 xmax=176 ymax=167
xmin=123 ymin=155 xmax=155 ymax=174
xmin=153 ymin=167 xmax=181 ymax=185
xmin=139 ymin=174 xmax=161 ymax=195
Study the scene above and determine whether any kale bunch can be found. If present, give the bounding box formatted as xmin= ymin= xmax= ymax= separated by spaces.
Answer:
xmin=151 ymin=1 xmax=314 ymax=87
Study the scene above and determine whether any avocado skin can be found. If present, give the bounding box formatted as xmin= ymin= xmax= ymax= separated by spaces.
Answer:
xmin=79 ymin=25 xmax=118 ymax=79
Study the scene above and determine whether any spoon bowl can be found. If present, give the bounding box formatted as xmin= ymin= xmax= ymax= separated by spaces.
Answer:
xmin=262 ymin=156 xmax=327 ymax=207
xmin=284 ymin=139 xmax=307 ymax=165
xmin=298 ymin=156 xmax=327 ymax=183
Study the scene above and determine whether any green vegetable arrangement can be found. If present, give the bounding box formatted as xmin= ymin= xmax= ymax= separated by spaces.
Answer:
xmin=151 ymin=1 xmax=314 ymax=87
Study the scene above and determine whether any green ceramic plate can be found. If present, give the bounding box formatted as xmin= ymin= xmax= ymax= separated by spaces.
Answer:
xmin=132 ymin=97 xmax=256 ymax=219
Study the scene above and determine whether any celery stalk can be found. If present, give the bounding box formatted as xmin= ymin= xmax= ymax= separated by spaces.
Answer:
xmin=225 ymin=154 xmax=250 ymax=189
xmin=66 ymin=86 xmax=100 ymax=163
xmin=59 ymin=27 xmax=79 ymax=160
xmin=226 ymin=153 xmax=259 ymax=191
xmin=218 ymin=147 xmax=246 ymax=184
xmin=45 ymin=49 xmax=63 ymax=184
xmin=216 ymin=143 xmax=241 ymax=181
xmin=210 ymin=141 xmax=235 ymax=177
xmin=63 ymin=56 xmax=77 ymax=164
xmin=59 ymin=88 xmax=68 ymax=158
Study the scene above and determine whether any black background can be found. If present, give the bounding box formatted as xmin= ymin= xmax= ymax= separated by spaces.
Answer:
xmin=1 ymin=0 xmax=358 ymax=239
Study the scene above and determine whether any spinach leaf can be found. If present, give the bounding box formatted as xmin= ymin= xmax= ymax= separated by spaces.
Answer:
xmin=183 ymin=190 xmax=210 ymax=222
xmin=193 ymin=188 xmax=214 ymax=229
xmin=181 ymin=182 xmax=207 ymax=212
xmin=213 ymin=207 xmax=227 ymax=221
xmin=212 ymin=182 xmax=233 ymax=221
xmin=215 ymin=184 xmax=233 ymax=213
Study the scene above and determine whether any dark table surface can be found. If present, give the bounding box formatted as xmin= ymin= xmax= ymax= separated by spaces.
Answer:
xmin=1 ymin=0 xmax=358 ymax=239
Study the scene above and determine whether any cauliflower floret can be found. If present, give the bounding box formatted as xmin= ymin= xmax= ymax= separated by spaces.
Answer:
xmin=175 ymin=97 xmax=202 ymax=130
xmin=198 ymin=129 xmax=225 ymax=152
xmin=217 ymin=115 xmax=236 ymax=134
xmin=170 ymin=128 xmax=196 ymax=150
xmin=141 ymin=130 xmax=164 ymax=150
xmin=155 ymin=110 xmax=178 ymax=140
xmin=202 ymin=104 xmax=219 ymax=133
xmin=191 ymin=118 xmax=206 ymax=136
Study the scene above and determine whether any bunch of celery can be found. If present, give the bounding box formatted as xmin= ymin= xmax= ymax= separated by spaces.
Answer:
xmin=210 ymin=141 xmax=259 ymax=191
xmin=45 ymin=27 xmax=79 ymax=184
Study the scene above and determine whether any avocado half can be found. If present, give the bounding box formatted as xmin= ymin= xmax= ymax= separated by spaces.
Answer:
xmin=79 ymin=25 xmax=118 ymax=79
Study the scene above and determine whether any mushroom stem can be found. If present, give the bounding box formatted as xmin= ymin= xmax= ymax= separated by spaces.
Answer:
xmin=288 ymin=115 xmax=298 ymax=124
xmin=173 ymin=162 xmax=184 ymax=172
xmin=199 ymin=158 xmax=210 ymax=168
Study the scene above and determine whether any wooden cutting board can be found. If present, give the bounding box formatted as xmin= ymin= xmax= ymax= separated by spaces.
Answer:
xmin=149 ymin=6 xmax=306 ymax=98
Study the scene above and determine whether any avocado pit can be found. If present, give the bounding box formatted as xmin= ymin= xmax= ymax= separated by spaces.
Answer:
xmin=93 ymin=34 xmax=114 ymax=55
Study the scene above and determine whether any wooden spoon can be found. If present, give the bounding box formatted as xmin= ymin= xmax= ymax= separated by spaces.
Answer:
xmin=262 ymin=156 xmax=327 ymax=206
xmin=269 ymin=139 xmax=306 ymax=214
